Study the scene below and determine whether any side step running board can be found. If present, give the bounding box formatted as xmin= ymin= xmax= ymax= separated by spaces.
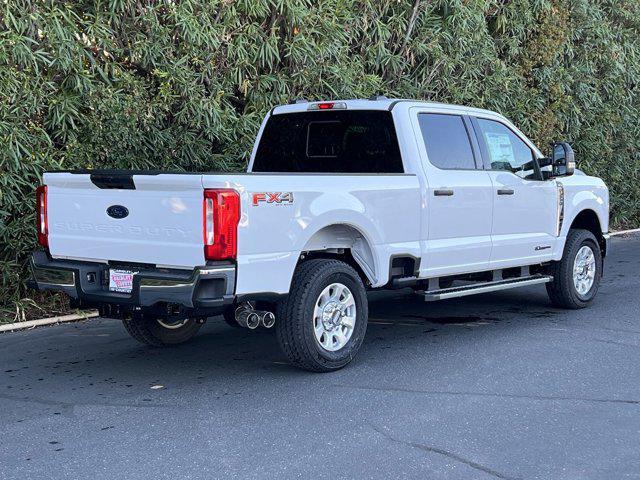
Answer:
xmin=423 ymin=275 xmax=553 ymax=302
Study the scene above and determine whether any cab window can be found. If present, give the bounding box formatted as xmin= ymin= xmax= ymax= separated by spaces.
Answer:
xmin=475 ymin=119 xmax=537 ymax=178
xmin=418 ymin=114 xmax=477 ymax=170
xmin=252 ymin=110 xmax=403 ymax=173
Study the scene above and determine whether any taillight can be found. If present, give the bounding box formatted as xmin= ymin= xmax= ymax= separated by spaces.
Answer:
xmin=203 ymin=189 xmax=240 ymax=261
xmin=36 ymin=185 xmax=48 ymax=248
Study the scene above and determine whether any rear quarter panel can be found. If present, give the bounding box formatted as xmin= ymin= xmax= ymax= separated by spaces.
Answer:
xmin=202 ymin=174 xmax=421 ymax=294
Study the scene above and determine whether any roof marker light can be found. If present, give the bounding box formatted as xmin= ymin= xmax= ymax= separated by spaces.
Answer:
xmin=308 ymin=102 xmax=347 ymax=111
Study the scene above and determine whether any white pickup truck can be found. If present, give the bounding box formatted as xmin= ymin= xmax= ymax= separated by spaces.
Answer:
xmin=31 ymin=98 xmax=611 ymax=371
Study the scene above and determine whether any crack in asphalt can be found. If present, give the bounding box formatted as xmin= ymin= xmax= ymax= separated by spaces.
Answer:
xmin=335 ymin=384 xmax=640 ymax=405
xmin=371 ymin=425 xmax=519 ymax=480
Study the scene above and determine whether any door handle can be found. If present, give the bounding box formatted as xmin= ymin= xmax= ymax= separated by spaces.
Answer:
xmin=434 ymin=189 xmax=454 ymax=196
xmin=497 ymin=189 xmax=515 ymax=196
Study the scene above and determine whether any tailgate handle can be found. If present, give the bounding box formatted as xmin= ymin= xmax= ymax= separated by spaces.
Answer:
xmin=434 ymin=189 xmax=454 ymax=196
xmin=90 ymin=173 xmax=135 ymax=190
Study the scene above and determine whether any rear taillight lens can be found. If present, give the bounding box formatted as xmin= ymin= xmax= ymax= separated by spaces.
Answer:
xmin=36 ymin=185 xmax=48 ymax=248
xmin=203 ymin=189 xmax=240 ymax=261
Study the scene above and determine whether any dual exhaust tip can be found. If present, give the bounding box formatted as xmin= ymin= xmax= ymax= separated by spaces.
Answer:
xmin=235 ymin=305 xmax=275 ymax=329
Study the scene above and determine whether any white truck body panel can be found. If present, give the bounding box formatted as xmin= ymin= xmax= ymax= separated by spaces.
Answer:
xmin=553 ymin=173 xmax=610 ymax=260
xmin=422 ymin=168 xmax=494 ymax=276
xmin=487 ymin=171 xmax=558 ymax=267
xmin=41 ymin=98 xmax=610 ymax=298
xmin=200 ymin=174 xmax=421 ymax=294
xmin=44 ymin=173 xmax=205 ymax=268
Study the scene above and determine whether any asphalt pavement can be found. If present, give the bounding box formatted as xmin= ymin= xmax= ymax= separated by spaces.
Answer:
xmin=1 ymin=234 xmax=639 ymax=480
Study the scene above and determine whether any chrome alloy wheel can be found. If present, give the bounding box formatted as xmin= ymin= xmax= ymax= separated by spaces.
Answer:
xmin=313 ymin=283 xmax=357 ymax=352
xmin=157 ymin=318 xmax=189 ymax=330
xmin=573 ymin=245 xmax=597 ymax=296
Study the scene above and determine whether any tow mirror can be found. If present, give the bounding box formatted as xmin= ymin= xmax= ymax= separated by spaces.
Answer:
xmin=550 ymin=142 xmax=575 ymax=177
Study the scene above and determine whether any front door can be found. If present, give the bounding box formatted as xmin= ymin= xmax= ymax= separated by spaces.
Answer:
xmin=412 ymin=111 xmax=494 ymax=277
xmin=471 ymin=117 xmax=558 ymax=268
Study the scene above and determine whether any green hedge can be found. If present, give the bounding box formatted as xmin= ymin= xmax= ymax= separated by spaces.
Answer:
xmin=1 ymin=0 xmax=639 ymax=318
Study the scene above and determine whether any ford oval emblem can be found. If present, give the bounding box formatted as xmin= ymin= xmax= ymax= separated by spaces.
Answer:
xmin=107 ymin=205 xmax=129 ymax=219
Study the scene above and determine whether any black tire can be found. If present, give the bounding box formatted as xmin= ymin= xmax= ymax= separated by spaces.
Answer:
xmin=276 ymin=259 xmax=368 ymax=372
xmin=122 ymin=317 xmax=202 ymax=346
xmin=546 ymin=228 xmax=602 ymax=309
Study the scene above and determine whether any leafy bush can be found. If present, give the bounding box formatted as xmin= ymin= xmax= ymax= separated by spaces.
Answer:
xmin=1 ymin=0 xmax=638 ymax=319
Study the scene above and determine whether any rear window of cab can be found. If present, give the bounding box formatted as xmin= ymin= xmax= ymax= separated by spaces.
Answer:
xmin=252 ymin=110 xmax=404 ymax=173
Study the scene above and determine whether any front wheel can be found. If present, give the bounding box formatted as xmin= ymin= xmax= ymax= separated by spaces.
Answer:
xmin=546 ymin=228 xmax=602 ymax=309
xmin=123 ymin=317 xmax=202 ymax=346
xmin=276 ymin=259 xmax=368 ymax=372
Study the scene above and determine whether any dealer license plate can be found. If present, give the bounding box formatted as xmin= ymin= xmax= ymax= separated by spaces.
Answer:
xmin=109 ymin=269 xmax=135 ymax=293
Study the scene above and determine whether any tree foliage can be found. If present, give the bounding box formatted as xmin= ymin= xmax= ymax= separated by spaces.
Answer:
xmin=1 ymin=0 xmax=639 ymax=317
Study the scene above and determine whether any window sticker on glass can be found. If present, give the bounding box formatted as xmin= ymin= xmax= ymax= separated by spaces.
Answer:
xmin=485 ymin=132 xmax=515 ymax=169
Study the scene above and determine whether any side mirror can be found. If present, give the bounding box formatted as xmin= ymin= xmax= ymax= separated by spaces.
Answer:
xmin=550 ymin=142 xmax=575 ymax=177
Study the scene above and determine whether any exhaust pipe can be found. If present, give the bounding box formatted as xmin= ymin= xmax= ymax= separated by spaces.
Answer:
xmin=260 ymin=311 xmax=276 ymax=329
xmin=235 ymin=307 xmax=261 ymax=329
xmin=234 ymin=304 xmax=275 ymax=329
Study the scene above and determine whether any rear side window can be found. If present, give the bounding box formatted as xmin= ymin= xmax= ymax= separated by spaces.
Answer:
xmin=418 ymin=114 xmax=476 ymax=170
xmin=252 ymin=110 xmax=403 ymax=173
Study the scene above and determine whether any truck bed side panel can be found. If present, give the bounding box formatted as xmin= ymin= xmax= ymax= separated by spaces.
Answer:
xmin=201 ymin=174 xmax=422 ymax=294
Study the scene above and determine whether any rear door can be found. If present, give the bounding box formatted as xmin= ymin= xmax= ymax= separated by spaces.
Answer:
xmin=411 ymin=110 xmax=494 ymax=277
xmin=470 ymin=117 xmax=558 ymax=267
xmin=45 ymin=172 xmax=206 ymax=268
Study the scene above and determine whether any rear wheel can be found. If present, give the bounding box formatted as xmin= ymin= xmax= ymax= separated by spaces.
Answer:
xmin=123 ymin=317 xmax=202 ymax=346
xmin=546 ymin=228 xmax=602 ymax=309
xmin=276 ymin=259 xmax=368 ymax=372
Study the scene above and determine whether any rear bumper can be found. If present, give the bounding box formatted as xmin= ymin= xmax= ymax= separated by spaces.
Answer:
xmin=30 ymin=250 xmax=235 ymax=313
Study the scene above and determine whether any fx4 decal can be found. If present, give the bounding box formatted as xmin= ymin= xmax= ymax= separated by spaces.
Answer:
xmin=252 ymin=192 xmax=294 ymax=206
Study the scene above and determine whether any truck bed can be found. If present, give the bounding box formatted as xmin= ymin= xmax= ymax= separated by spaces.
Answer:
xmin=44 ymin=170 xmax=422 ymax=295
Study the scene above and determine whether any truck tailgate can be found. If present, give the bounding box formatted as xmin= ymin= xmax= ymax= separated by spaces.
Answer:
xmin=44 ymin=172 xmax=205 ymax=268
